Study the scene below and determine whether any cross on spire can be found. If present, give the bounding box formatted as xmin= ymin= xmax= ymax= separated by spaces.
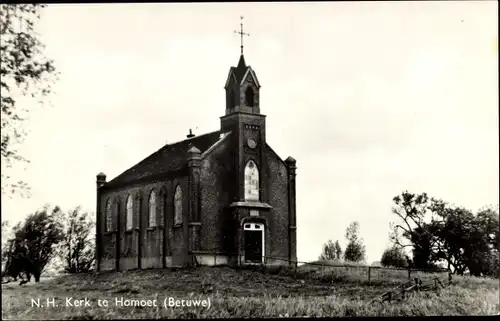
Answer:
xmin=234 ymin=16 xmax=250 ymax=55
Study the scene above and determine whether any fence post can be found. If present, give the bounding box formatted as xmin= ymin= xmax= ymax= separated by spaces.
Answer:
xmin=368 ymin=267 xmax=371 ymax=284
xmin=407 ymin=267 xmax=411 ymax=281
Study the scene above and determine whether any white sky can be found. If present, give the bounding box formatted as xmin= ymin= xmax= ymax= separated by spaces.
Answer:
xmin=1 ymin=2 xmax=498 ymax=264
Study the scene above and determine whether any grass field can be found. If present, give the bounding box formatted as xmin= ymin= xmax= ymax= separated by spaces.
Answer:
xmin=2 ymin=265 xmax=499 ymax=319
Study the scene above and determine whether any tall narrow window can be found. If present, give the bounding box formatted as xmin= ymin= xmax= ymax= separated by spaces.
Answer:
xmin=174 ymin=185 xmax=182 ymax=225
xmin=244 ymin=160 xmax=259 ymax=201
xmin=105 ymin=199 xmax=112 ymax=232
xmin=126 ymin=195 xmax=133 ymax=230
xmin=245 ymin=86 xmax=254 ymax=107
xmin=149 ymin=190 xmax=157 ymax=227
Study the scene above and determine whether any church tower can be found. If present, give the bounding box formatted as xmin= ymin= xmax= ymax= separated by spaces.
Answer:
xmin=220 ymin=17 xmax=269 ymax=206
xmin=218 ymin=17 xmax=285 ymax=266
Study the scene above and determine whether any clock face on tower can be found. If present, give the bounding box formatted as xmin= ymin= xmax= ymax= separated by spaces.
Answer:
xmin=247 ymin=138 xmax=257 ymax=149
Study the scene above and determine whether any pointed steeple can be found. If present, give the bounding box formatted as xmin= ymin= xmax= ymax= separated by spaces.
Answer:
xmin=237 ymin=54 xmax=246 ymax=69
xmin=234 ymin=54 xmax=248 ymax=84
xmin=223 ymin=16 xmax=261 ymax=117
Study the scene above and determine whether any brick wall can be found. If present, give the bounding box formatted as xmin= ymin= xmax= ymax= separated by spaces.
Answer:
xmin=263 ymin=145 xmax=290 ymax=260
xmin=199 ymin=135 xmax=234 ymax=254
xmin=98 ymin=177 xmax=189 ymax=271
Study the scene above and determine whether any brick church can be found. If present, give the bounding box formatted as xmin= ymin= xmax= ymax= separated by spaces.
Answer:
xmin=95 ymin=32 xmax=297 ymax=271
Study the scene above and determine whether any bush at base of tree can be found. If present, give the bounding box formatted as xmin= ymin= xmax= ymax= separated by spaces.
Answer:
xmin=344 ymin=241 xmax=366 ymax=263
xmin=380 ymin=246 xmax=408 ymax=268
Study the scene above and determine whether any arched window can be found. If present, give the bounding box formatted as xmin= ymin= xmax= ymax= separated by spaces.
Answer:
xmin=149 ymin=190 xmax=157 ymax=227
xmin=126 ymin=195 xmax=133 ymax=230
xmin=245 ymin=86 xmax=254 ymax=107
xmin=244 ymin=160 xmax=259 ymax=201
xmin=174 ymin=185 xmax=182 ymax=225
xmin=105 ymin=199 xmax=112 ymax=232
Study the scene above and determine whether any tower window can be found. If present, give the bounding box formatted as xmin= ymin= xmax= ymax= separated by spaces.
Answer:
xmin=244 ymin=160 xmax=259 ymax=201
xmin=245 ymin=86 xmax=254 ymax=107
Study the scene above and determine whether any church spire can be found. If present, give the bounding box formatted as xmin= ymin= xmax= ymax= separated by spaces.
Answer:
xmin=237 ymin=54 xmax=246 ymax=69
xmin=223 ymin=16 xmax=261 ymax=119
xmin=234 ymin=16 xmax=250 ymax=56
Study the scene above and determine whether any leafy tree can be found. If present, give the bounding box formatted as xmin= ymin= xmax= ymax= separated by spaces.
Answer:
xmin=6 ymin=205 xmax=64 ymax=282
xmin=58 ymin=207 xmax=95 ymax=273
xmin=1 ymin=4 xmax=57 ymax=197
xmin=344 ymin=221 xmax=366 ymax=262
xmin=345 ymin=221 xmax=360 ymax=243
xmin=474 ymin=206 xmax=500 ymax=277
xmin=319 ymin=239 xmax=342 ymax=261
xmin=431 ymin=203 xmax=499 ymax=276
xmin=380 ymin=246 xmax=408 ymax=268
xmin=389 ymin=191 xmax=438 ymax=269
xmin=390 ymin=191 xmax=499 ymax=276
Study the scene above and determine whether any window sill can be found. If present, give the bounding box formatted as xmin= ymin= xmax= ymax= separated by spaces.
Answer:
xmin=147 ymin=227 xmax=156 ymax=231
xmin=125 ymin=229 xmax=134 ymax=234
xmin=104 ymin=231 xmax=116 ymax=235
xmin=173 ymin=223 xmax=183 ymax=228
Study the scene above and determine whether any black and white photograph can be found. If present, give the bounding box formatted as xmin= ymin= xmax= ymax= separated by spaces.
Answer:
xmin=1 ymin=1 xmax=498 ymax=319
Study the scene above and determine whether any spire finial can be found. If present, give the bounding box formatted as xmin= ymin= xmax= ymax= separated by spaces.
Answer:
xmin=234 ymin=16 xmax=250 ymax=55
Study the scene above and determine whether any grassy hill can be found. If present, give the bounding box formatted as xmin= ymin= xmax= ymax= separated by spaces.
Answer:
xmin=1 ymin=265 xmax=498 ymax=319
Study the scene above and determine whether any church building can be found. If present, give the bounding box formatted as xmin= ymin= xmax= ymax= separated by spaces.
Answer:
xmin=95 ymin=26 xmax=297 ymax=271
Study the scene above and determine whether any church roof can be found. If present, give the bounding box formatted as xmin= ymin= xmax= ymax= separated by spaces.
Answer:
xmin=103 ymin=130 xmax=223 ymax=189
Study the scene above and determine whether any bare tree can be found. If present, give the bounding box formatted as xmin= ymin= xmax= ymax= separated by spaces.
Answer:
xmin=58 ymin=206 xmax=95 ymax=273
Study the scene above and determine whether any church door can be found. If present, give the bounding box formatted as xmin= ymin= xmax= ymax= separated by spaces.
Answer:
xmin=244 ymin=223 xmax=264 ymax=263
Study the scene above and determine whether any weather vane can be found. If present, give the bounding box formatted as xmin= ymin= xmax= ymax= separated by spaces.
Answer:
xmin=234 ymin=16 xmax=250 ymax=55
